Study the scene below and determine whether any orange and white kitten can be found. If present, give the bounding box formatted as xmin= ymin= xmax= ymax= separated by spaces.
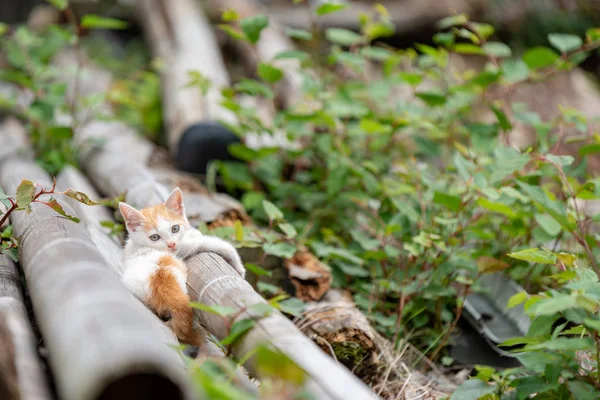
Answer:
xmin=118 ymin=187 xmax=245 ymax=346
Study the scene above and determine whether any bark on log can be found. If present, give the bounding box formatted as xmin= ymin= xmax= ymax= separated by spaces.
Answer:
xmin=0 ymin=254 xmax=52 ymax=400
xmin=0 ymin=144 xmax=194 ymax=400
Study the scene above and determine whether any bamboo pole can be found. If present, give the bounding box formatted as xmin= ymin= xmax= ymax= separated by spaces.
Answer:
xmin=55 ymin=166 xmax=258 ymax=394
xmin=0 ymin=254 xmax=52 ymax=400
xmin=0 ymin=141 xmax=194 ymax=400
xmin=134 ymin=0 xmax=240 ymax=175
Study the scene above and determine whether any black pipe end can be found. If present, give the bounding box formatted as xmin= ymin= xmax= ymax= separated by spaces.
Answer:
xmin=175 ymin=122 xmax=241 ymax=176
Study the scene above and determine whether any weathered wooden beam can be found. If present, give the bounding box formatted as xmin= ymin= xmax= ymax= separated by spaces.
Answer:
xmin=0 ymin=136 xmax=194 ymax=400
xmin=133 ymin=0 xmax=239 ymax=175
xmin=0 ymin=254 xmax=52 ymax=400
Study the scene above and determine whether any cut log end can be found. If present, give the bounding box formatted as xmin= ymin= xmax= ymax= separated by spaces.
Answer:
xmin=96 ymin=373 xmax=184 ymax=400
xmin=284 ymin=250 xmax=332 ymax=301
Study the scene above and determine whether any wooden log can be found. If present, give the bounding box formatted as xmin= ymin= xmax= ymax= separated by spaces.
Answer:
xmin=134 ymin=0 xmax=240 ymax=175
xmin=0 ymin=146 xmax=194 ymax=400
xmin=0 ymin=253 xmax=52 ymax=400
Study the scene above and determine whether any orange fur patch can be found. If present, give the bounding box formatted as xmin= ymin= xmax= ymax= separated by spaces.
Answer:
xmin=148 ymin=262 xmax=204 ymax=346
xmin=140 ymin=204 xmax=186 ymax=233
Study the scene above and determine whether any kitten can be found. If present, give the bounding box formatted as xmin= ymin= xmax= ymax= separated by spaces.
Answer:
xmin=118 ymin=187 xmax=245 ymax=346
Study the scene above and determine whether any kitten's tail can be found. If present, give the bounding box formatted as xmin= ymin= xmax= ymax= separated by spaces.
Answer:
xmin=149 ymin=266 xmax=204 ymax=347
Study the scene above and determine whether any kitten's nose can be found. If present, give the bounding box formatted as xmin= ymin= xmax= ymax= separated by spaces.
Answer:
xmin=167 ymin=242 xmax=176 ymax=250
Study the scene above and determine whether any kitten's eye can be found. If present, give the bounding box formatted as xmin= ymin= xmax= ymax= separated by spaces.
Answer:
xmin=171 ymin=225 xmax=180 ymax=233
xmin=149 ymin=234 xmax=161 ymax=241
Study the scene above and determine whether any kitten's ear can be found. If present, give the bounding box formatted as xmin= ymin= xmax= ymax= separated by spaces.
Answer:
xmin=165 ymin=187 xmax=185 ymax=217
xmin=119 ymin=202 xmax=144 ymax=232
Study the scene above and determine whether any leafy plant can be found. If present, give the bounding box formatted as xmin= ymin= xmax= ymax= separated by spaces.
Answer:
xmin=213 ymin=4 xmax=600 ymax=398
xmin=0 ymin=180 xmax=99 ymax=261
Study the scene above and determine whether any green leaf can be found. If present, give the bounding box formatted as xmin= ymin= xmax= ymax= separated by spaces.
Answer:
xmin=47 ymin=0 xmax=68 ymax=10
xmin=277 ymin=222 xmax=297 ymax=239
xmin=491 ymin=106 xmax=512 ymax=131
xmin=507 ymin=248 xmax=557 ymax=264
xmin=433 ymin=192 xmax=461 ymax=212
xmin=0 ymin=23 xmax=8 ymax=37
xmin=81 ymin=14 xmax=128 ymax=30
xmin=477 ymin=198 xmax=517 ymax=218
xmin=437 ymin=14 xmax=468 ymax=30
xmin=579 ymin=143 xmax=600 ymax=156
xmin=476 ymin=256 xmax=510 ymax=273
xmin=545 ymin=154 xmax=574 ymax=166
xmin=359 ymin=118 xmax=393 ymax=134
xmin=587 ymin=28 xmax=600 ymax=42
xmin=255 ymin=345 xmax=307 ymax=386
xmin=220 ymin=319 xmax=255 ymax=346
xmin=482 ymin=42 xmax=512 ymax=58
xmin=548 ymin=33 xmax=583 ymax=53
xmin=45 ymin=199 xmax=79 ymax=223
xmin=523 ymin=46 xmax=559 ymax=70
xmin=221 ymin=9 xmax=239 ymax=21
xmin=263 ymin=243 xmax=297 ymax=259
xmin=228 ymin=143 xmax=257 ymax=162
xmin=285 ymin=28 xmax=313 ymax=41
xmin=190 ymin=302 xmax=237 ymax=317
xmin=525 ymin=337 xmax=594 ymax=351
xmin=16 ymin=180 xmax=36 ymax=211
xmin=325 ymin=28 xmax=364 ymax=46
xmin=257 ymin=281 xmax=280 ymax=294
xmin=453 ymin=43 xmax=484 ymax=55
xmin=534 ymin=214 xmax=562 ymax=236
xmin=219 ymin=24 xmax=246 ymax=42
xmin=315 ymin=2 xmax=348 ymax=16
xmin=262 ymin=200 xmax=284 ymax=221
xmin=235 ymin=79 xmax=274 ymax=98
xmin=569 ymin=381 xmax=600 ymax=400
xmin=398 ymin=72 xmax=422 ymax=86
xmin=257 ymin=63 xmax=284 ymax=84
xmin=415 ymin=91 xmax=446 ymax=106
xmin=507 ymin=292 xmax=528 ymax=309
xmin=247 ymin=303 xmax=274 ymax=317
xmin=526 ymin=294 xmax=578 ymax=316
xmin=450 ymin=379 xmax=496 ymax=400
xmin=501 ymin=59 xmax=530 ymax=83
xmin=64 ymin=188 xmax=99 ymax=206
xmin=245 ymin=263 xmax=272 ymax=277
xmin=240 ymin=14 xmax=269 ymax=44
xmin=234 ymin=220 xmax=244 ymax=242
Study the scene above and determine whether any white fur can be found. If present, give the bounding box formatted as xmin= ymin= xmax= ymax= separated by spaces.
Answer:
xmin=121 ymin=247 xmax=188 ymax=303
xmin=177 ymin=228 xmax=246 ymax=278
